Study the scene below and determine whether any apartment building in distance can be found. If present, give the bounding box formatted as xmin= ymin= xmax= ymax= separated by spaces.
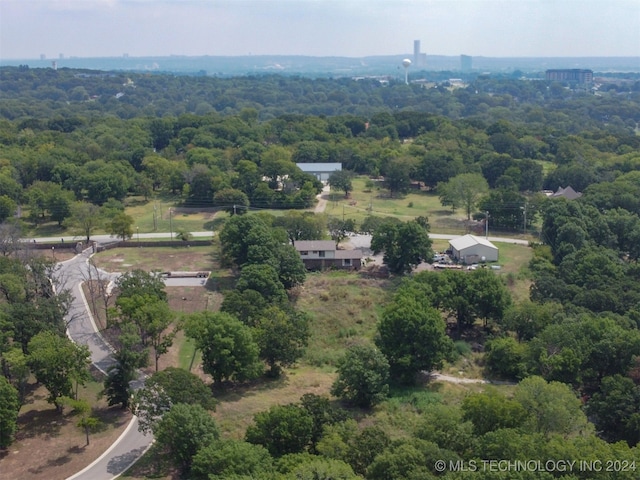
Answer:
xmin=545 ymin=69 xmax=593 ymax=84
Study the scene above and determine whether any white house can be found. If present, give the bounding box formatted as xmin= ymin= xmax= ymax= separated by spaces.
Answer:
xmin=449 ymin=234 xmax=498 ymax=263
xmin=296 ymin=163 xmax=342 ymax=182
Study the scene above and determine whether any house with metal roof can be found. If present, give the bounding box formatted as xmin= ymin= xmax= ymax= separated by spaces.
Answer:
xmin=449 ymin=234 xmax=498 ymax=263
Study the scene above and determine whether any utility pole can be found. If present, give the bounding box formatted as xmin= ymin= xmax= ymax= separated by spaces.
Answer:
xmin=233 ymin=204 xmax=237 ymax=215
xmin=485 ymin=211 xmax=489 ymax=238
xmin=522 ymin=203 xmax=527 ymax=234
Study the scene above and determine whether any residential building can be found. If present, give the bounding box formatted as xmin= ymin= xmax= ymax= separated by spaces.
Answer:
xmin=294 ymin=240 xmax=362 ymax=270
xmin=449 ymin=235 xmax=499 ymax=263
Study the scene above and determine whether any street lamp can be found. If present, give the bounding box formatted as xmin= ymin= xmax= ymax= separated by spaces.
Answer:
xmin=51 ymin=246 xmax=55 ymax=261
xmin=137 ymin=226 xmax=140 ymax=245
xmin=169 ymin=209 xmax=173 ymax=240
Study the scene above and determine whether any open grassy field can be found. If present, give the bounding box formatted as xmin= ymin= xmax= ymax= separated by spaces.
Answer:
xmin=323 ymin=177 xmax=474 ymax=235
xmin=7 ymin=232 xmax=533 ymax=480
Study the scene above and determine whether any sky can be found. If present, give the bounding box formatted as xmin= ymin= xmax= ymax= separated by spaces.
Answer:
xmin=1 ymin=0 xmax=639 ymax=60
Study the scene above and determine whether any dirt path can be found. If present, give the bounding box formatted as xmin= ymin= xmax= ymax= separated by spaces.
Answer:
xmin=431 ymin=372 xmax=516 ymax=385
xmin=314 ymin=185 xmax=330 ymax=213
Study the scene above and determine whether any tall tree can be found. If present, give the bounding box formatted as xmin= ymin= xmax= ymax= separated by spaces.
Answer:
xmin=437 ymin=173 xmax=489 ymax=220
xmin=254 ymin=306 xmax=309 ymax=377
xmin=331 ymin=343 xmax=390 ymax=408
xmin=184 ymin=312 xmax=263 ymax=385
xmin=133 ymin=367 xmax=216 ymax=434
xmin=328 ymin=170 xmax=355 ymax=198
xmin=108 ymin=212 xmax=135 ymax=241
xmin=66 ymin=201 xmax=101 ymax=243
xmin=370 ymin=219 xmax=433 ymax=274
xmin=27 ymin=331 xmax=90 ymax=411
xmin=0 ymin=375 xmax=20 ymax=448
xmin=327 ymin=217 xmax=356 ymax=248
xmin=245 ymin=404 xmax=314 ymax=457
xmin=586 ymin=375 xmax=640 ymax=446
xmin=376 ymin=291 xmax=452 ymax=385
xmin=274 ymin=211 xmax=326 ymax=246
xmin=153 ymin=403 xmax=220 ymax=472
xmin=383 ymin=157 xmax=412 ymax=198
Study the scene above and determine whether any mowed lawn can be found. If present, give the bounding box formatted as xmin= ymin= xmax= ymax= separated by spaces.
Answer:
xmin=322 ymin=177 xmax=476 ymax=235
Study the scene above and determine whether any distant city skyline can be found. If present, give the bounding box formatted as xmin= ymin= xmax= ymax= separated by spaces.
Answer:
xmin=1 ymin=0 xmax=639 ymax=60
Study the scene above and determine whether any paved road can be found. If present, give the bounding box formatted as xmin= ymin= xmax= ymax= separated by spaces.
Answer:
xmin=55 ymin=250 xmax=153 ymax=480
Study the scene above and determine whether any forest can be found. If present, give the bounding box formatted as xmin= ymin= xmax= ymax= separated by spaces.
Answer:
xmin=1 ymin=66 xmax=640 ymax=479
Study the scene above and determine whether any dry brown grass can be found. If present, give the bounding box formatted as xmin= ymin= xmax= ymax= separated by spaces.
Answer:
xmin=1 ymin=381 xmax=131 ymax=480
xmin=212 ymin=366 xmax=337 ymax=440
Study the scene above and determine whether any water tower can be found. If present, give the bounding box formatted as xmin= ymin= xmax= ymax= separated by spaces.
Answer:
xmin=402 ymin=58 xmax=412 ymax=84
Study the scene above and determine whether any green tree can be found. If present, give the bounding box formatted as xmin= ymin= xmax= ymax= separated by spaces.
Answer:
xmin=274 ymin=244 xmax=307 ymax=290
xmin=376 ymin=291 xmax=452 ymax=384
xmin=273 ymin=211 xmax=326 ymax=246
xmin=331 ymin=343 xmax=390 ymax=408
xmin=0 ymin=196 xmax=17 ymax=223
xmin=383 ymin=157 xmax=412 ymax=198
xmin=327 ymin=217 xmax=356 ymax=248
xmin=346 ymin=426 xmax=391 ymax=476
xmin=586 ymin=375 xmax=640 ymax=446
xmin=461 ymin=389 xmax=528 ymax=436
xmin=63 ymin=397 xmax=100 ymax=446
xmin=66 ymin=201 xmax=101 ymax=243
xmin=154 ymin=403 xmax=220 ymax=471
xmin=236 ymin=263 xmax=288 ymax=304
xmin=185 ymin=312 xmax=263 ymax=385
xmin=213 ymin=187 xmax=250 ymax=215
xmin=108 ymin=211 xmax=135 ymax=241
xmin=484 ymin=336 xmax=529 ymax=380
xmin=0 ymin=375 xmax=20 ymax=448
xmin=103 ymin=323 xmax=148 ymax=409
xmin=284 ymin=456 xmax=359 ymax=480
xmin=514 ymin=376 xmax=588 ymax=437
xmin=191 ymin=439 xmax=273 ymax=480
xmin=115 ymin=298 xmax=175 ymax=372
xmin=27 ymin=331 xmax=90 ymax=411
xmin=437 ymin=173 xmax=489 ymax=220
xmin=116 ymin=269 xmax=167 ymax=302
xmin=218 ymin=214 xmax=280 ymax=267
xmin=300 ymin=393 xmax=348 ymax=453
xmin=328 ymin=170 xmax=355 ymax=197
xmin=254 ymin=306 xmax=309 ymax=377
xmin=370 ymin=219 xmax=433 ymax=274
xmin=245 ymin=403 xmax=314 ymax=457
xmin=133 ymin=367 xmax=216 ymax=434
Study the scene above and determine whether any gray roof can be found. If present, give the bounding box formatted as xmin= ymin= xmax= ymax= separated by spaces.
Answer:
xmin=551 ymin=186 xmax=582 ymax=200
xmin=294 ymin=240 xmax=336 ymax=251
xmin=449 ymin=234 xmax=498 ymax=251
xmin=296 ymin=163 xmax=342 ymax=173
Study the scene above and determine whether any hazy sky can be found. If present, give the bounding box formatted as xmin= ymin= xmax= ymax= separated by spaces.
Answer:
xmin=1 ymin=0 xmax=639 ymax=60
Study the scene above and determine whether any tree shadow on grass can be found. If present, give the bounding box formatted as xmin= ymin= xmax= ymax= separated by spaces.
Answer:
xmin=28 ymin=455 xmax=71 ymax=475
xmin=17 ymin=407 xmax=69 ymax=440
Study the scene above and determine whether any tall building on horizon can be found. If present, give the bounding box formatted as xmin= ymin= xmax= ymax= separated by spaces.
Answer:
xmin=413 ymin=40 xmax=426 ymax=68
xmin=461 ymin=54 xmax=472 ymax=72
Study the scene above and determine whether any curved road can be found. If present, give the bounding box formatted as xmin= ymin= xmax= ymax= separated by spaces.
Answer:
xmin=55 ymin=249 xmax=152 ymax=480
xmin=53 ymin=230 xmax=528 ymax=479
